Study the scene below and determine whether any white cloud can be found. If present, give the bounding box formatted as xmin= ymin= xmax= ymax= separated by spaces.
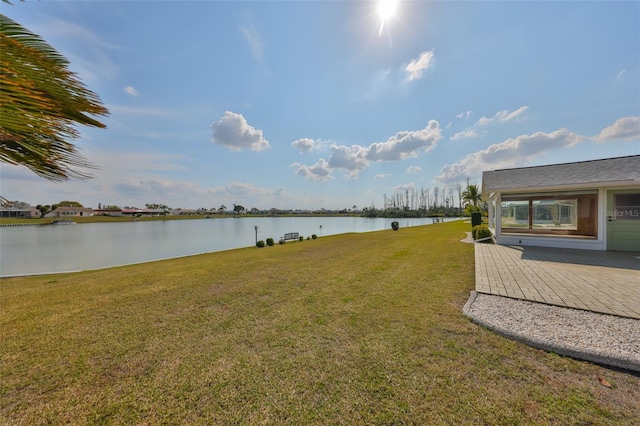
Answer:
xmin=406 ymin=166 xmax=422 ymax=174
xmin=404 ymin=50 xmax=435 ymax=81
xmin=124 ymin=86 xmax=139 ymax=96
xmin=595 ymin=117 xmax=640 ymax=142
xmin=394 ymin=183 xmax=415 ymax=191
xmin=366 ymin=120 xmax=441 ymax=161
xmin=352 ymin=51 xmax=434 ymax=102
xmin=239 ymin=24 xmax=264 ymax=64
xmin=436 ymin=128 xmax=583 ymax=183
xmin=456 ymin=111 xmax=473 ymax=119
xmin=617 ymin=69 xmax=627 ymax=80
xmin=211 ymin=111 xmax=270 ymax=152
xmin=450 ymin=129 xmax=480 ymax=141
xmin=476 ymin=106 xmax=529 ymax=126
xmin=291 ymin=138 xmax=316 ymax=153
xmin=207 ymin=181 xmax=282 ymax=201
xmin=327 ymin=145 xmax=370 ymax=177
xmin=294 ymin=121 xmax=442 ymax=180
xmin=404 ymin=50 xmax=435 ymax=82
xmin=114 ymin=178 xmax=202 ymax=198
xmin=375 ymin=173 xmax=392 ymax=179
xmin=292 ymin=159 xmax=333 ymax=182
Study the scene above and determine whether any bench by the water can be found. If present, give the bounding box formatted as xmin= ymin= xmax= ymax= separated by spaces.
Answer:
xmin=432 ymin=217 xmax=442 ymax=223
xmin=280 ymin=232 xmax=299 ymax=243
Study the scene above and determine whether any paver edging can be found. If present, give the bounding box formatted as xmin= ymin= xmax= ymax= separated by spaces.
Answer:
xmin=463 ymin=291 xmax=640 ymax=374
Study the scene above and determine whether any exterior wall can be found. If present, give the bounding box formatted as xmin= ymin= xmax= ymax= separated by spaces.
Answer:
xmin=495 ymin=234 xmax=606 ymax=250
xmin=45 ymin=208 xmax=94 ymax=218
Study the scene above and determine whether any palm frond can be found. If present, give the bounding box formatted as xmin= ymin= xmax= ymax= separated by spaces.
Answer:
xmin=0 ymin=13 xmax=109 ymax=181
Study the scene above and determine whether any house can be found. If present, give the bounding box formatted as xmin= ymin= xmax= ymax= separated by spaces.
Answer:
xmin=45 ymin=207 xmax=94 ymax=218
xmin=0 ymin=207 xmax=42 ymax=218
xmin=93 ymin=208 xmax=124 ymax=217
xmin=482 ymin=155 xmax=640 ymax=252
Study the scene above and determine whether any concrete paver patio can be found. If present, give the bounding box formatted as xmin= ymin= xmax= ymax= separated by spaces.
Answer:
xmin=475 ymin=244 xmax=640 ymax=319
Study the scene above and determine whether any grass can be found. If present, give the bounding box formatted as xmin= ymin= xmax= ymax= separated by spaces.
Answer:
xmin=1 ymin=221 xmax=638 ymax=424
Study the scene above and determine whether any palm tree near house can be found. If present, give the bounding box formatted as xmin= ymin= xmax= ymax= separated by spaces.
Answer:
xmin=0 ymin=11 xmax=109 ymax=181
xmin=462 ymin=184 xmax=482 ymax=212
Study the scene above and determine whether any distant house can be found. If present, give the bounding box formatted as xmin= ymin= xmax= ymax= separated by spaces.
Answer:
xmin=0 ymin=207 xmax=42 ymax=219
xmin=93 ymin=208 xmax=123 ymax=217
xmin=121 ymin=208 xmax=164 ymax=217
xmin=45 ymin=207 xmax=94 ymax=218
xmin=482 ymin=155 xmax=640 ymax=251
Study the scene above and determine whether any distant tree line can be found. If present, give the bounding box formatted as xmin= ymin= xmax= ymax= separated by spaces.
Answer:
xmin=363 ymin=183 xmax=485 ymax=218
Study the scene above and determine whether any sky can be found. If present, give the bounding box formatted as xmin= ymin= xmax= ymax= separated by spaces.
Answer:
xmin=1 ymin=0 xmax=639 ymax=211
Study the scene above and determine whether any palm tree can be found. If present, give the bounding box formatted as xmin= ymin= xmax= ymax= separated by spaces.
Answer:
xmin=0 ymin=12 xmax=109 ymax=181
xmin=462 ymin=184 xmax=482 ymax=210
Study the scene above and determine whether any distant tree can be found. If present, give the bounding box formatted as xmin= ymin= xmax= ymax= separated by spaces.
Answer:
xmin=3 ymin=199 xmax=30 ymax=209
xmin=104 ymin=205 xmax=120 ymax=210
xmin=233 ymin=204 xmax=245 ymax=214
xmin=35 ymin=204 xmax=50 ymax=215
xmin=57 ymin=200 xmax=83 ymax=207
xmin=218 ymin=204 xmax=227 ymax=213
xmin=462 ymin=184 xmax=482 ymax=211
xmin=0 ymin=12 xmax=109 ymax=181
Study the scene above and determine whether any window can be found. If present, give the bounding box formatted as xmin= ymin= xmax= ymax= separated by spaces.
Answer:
xmin=613 ymin=193 xmax=640 ymax=221
xmin=501 ymin=191 xmax=597 ymax=237
xmin=501 ymin=200 xmax=529 ymax=229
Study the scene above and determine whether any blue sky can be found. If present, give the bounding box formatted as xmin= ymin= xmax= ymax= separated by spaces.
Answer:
xmin=2 ymin=0 xmax=639 ymax=210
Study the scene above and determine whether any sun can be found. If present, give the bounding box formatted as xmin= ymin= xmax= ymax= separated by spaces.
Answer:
xmin=377 ymin=0 xmax=399 ymax=36
xmin=377 ymin=0 xmax=398 ymax=21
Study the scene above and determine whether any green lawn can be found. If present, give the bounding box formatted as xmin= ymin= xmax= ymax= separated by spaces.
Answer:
xmin=1 ymin=221 xmax=638 ymax=424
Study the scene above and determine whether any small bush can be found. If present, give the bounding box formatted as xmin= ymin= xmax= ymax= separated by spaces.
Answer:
xmin=307 ymin=237 xmax=310 ymax=240
xmin=472 ymin=225 xmax=492 ymax=242
xmin=279 ymin=240 xmax=285 ymax=245
xmin=299 ymin=236 xmax=304 ymax=242
xmin=311 ymin=234 xmax=317 ymax=239
xmin=266 ymin=237 xmax=274 ymax=247
xmin=256 ymin=240 xmax=265 ymax=248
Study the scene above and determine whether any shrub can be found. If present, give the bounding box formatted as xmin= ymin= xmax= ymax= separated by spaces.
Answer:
xmin=311 ymin=234 xmax=317 ymax=239
xmin=266 ymin=238 xmax=274 ymax=247
xmin=279 ymin=239 xmax=285 ymax=245
xmin=256 ymin=240 xmax=265 ymax=248
xmin=299 ymin=236 xmax=304 ymax=242
xmin=472 ymin=225 xmax=492 ymax=242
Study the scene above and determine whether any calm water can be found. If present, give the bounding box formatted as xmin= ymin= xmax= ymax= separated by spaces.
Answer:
xmin=0 ymin=216 xmax=456 ymax=277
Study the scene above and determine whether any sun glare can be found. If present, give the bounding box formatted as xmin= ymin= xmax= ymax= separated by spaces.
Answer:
xmin=377 ymin=0 xmax=398 ymax=20
xmin=377 ymin=0 xmax=399 ymax=37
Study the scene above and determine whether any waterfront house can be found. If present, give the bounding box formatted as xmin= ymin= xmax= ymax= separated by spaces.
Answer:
xmin=482 ymin=155 xmax=640 ymax=251
xmin=45 ymin=207 xmax=94 ymax=218
xmin=0 ymin=206 xmax=42 ymax=218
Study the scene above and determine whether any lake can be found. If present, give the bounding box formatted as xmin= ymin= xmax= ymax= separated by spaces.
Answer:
xmin=0 ymin=216 xmax=458 ymax=277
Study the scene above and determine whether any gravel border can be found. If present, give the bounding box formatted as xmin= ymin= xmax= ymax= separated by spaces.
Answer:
xmin=463 ymin=291 xmax=640 ymax=373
